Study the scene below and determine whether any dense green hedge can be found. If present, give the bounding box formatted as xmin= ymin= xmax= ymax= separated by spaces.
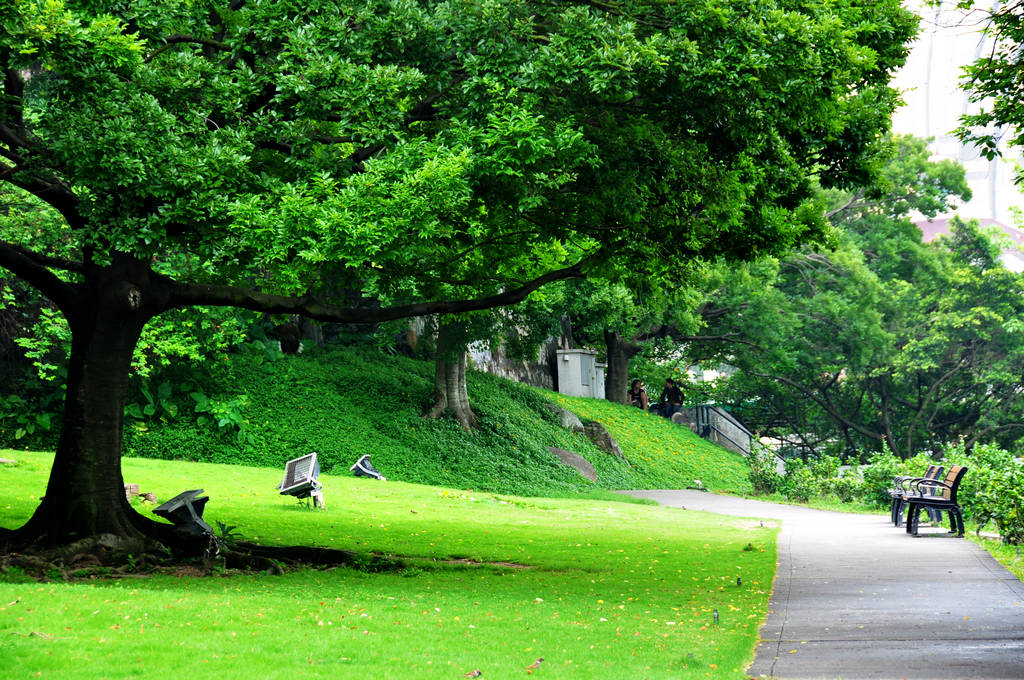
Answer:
xmin=122 ymin=344 xmax=749 ymax=496
xmin=763 ymin=443 xmax=1024 ymax=544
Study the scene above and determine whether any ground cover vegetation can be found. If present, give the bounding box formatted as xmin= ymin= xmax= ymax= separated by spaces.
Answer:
xmin=1 ymin=451 xmax=777 ymax=679
xmin=11 ymin=340 xmax=746 ymax=498
xmin=0 ymin=0 xmax=917 ymax=560
xmin=542 ymin=391 xmax=750 ymax=493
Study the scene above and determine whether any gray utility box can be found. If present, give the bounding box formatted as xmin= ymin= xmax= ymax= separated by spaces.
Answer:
xmin=556 ymin=349 xmax=606 ymax=399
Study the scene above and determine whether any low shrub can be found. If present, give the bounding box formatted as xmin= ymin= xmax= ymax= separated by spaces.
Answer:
xmin=827 ymin=473 xmax=860 ymax=503
xmin=974 ymin=462 xmax=1024 ymax=544
xmin=860 ymin=448 xmax=902 ymax=506
xmin=778 ymin=459 xmax=815 ymax=503
xmin=943 ymin=441 xmax=1024 ymax=542
xmin=747 ymin=443 xmax=781 ymax=494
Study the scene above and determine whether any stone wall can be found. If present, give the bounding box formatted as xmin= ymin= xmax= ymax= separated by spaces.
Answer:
xmin=467 ymin=341 xmax=555 ymax=390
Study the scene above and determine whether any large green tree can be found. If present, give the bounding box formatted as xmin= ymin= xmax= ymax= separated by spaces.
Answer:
xmin=0 ymin=0 xmax=915 ymax=556
xmin=687 ymin=136 xmax=1024 ymax=459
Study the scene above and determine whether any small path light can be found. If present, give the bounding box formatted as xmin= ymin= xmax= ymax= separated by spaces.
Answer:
xmin=278 ymin=452 xmax=326 ymax=508
xmin=153 ymin=489 xmax=213 ymax=536
xmin=350 ymin=454 xmax=386 ymax=481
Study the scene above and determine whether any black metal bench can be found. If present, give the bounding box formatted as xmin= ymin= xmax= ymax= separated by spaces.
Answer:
xmin=889 ymin=464 xmax=944 ymax=527
xmin=904 ymin=465 xmax=969 ymax=537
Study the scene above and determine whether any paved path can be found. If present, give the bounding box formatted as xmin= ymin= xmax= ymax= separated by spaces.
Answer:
xmin=623 ymin=491 xmax=1024 ymax=680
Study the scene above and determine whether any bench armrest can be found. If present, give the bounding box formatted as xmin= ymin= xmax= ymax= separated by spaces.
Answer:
xmin=907 ymin=478 xmax=952 ymax=496
xmin=895 ymin=475 xmax=932 ymax=492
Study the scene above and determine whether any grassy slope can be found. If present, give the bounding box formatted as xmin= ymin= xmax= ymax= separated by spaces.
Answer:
xmin=543 ymin=392 xmax=751 ymax=494
xmin=121 ymin=345 xmax=752 ymax=496
xmin=1 ymin=452 xmax=776 ymax=680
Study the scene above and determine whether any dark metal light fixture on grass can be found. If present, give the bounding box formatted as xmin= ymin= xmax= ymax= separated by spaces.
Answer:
xmin=350 ymin=454 xmax=385 ymax=481
xmin=278 ymin=452 xmax=325 ymax=508
xmin=153 ymin=489 xmax=213 ymax=535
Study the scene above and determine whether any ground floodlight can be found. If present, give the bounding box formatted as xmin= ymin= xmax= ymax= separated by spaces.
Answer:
xmin=278 ymin=452 xmax=325 ymax=508
xmin=153 ymin=489 xmax=213 ymax=535
xmin=350 ymin=454 xmax=385 ymax=481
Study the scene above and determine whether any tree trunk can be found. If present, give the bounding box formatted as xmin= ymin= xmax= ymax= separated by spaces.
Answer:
xmin=7 ymin=258 xmax=176 ymax=551
xmin=426 ymin=324 xmax=478 ymax=430
xmin=604 ymin=330 xmax=641 ymax=405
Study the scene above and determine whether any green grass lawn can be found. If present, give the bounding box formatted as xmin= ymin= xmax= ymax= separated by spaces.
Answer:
xmin=1 ymin=451 xmax=777 ymax=679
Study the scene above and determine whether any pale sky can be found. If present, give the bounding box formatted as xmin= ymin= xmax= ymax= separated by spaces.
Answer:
xmin=890 ymin=0 xmax=1022 ymax=226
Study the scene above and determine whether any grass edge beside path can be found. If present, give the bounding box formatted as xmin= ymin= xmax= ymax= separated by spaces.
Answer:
xmin=969 ymin=534 xmax=1024 ymax=581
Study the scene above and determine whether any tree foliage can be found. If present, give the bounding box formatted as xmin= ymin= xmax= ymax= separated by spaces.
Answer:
xmin=0 ymin=0 xmax=916 ymax=553
xmin=940 ymin=1 xmax=1024 ymax=180
xmin=688 ymin=135 xmax=1024 ymax=459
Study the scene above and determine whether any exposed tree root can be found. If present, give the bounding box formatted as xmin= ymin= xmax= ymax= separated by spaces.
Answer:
xmin=228 ymin=542 xmax=405 ymax=573
xmin=1 ymin=534 xmax=406 ymax=582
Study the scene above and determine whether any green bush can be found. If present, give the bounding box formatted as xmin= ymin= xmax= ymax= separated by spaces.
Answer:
xmin=747 ymin=443 xmax=781 ymax=494
xmin=860 ymin=448 xmax=902 ymax=506
xmin=974 ymin=462 xmax=1024 ymax=544
xmin=827 ymin=473 xmax=860 ymax=503
xmin=944 ymin=441 xmax=1018 ymax=528
xmin=779 ymin=459 xmax=816 ymax=503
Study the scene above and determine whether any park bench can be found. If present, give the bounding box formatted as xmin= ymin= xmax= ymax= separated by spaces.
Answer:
xmin=903 ymin=465 xmax=969 ymax=537
xmin=889 ymin=464 xmax=944 ymax=527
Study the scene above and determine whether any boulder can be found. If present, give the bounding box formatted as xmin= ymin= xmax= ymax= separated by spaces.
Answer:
xmin=548 ymin=447 xmax=597 ymax=482
xmin=544 ymin=403 xmax=585 ymax=433
xmin=583 ymin=421 xmax=626 ymax=461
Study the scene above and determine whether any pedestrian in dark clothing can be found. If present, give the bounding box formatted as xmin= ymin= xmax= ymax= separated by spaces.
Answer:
xmin=628 ymin=379 xmax=648 ymax=410
xmin=658 ymin=378 xmax=684 ymax=418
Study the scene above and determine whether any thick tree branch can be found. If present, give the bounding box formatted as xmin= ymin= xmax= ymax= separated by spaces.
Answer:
xmin=679 ymin=331 xmax=765 ymax=351
xmin=0 ymin=121 xmax=29 ymax=151
xmin=9 ymin=244 xmax=83 ymax=273
xmin=147 ymin=34 xmax=232 ymax=61
xmin=0 ymin=146 xmax=22 ymax=167
xmin=2 ymin=67 xmax=27 ymax=143
xmin=749 ymin=369 xmax=886 ymax=444
xmin=163 ymin=263 xmax=586 ymax=322
xmin=0 ymin=241 xmax=78 ymax=312
xmin=0 ymin=164 xmax=84 ymax=229
xmin=825 ymin=188 xmax=866 ymax=220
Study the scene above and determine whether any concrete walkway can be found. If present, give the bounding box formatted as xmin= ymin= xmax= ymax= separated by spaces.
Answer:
xmin=623 ymin=491 xmax=1024 ymax=680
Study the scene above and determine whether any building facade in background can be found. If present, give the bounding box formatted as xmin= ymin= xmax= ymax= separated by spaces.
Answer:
xmin=893 ymin=1 xmax=1024 ymax=269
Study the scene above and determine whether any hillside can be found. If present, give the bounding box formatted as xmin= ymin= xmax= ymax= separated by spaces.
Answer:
xmin=120 ymin=344 xmax=751 ymax=496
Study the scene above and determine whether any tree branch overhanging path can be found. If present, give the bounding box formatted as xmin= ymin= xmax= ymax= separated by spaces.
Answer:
xmin=0 ymin=0 xmax=917 ymax=561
